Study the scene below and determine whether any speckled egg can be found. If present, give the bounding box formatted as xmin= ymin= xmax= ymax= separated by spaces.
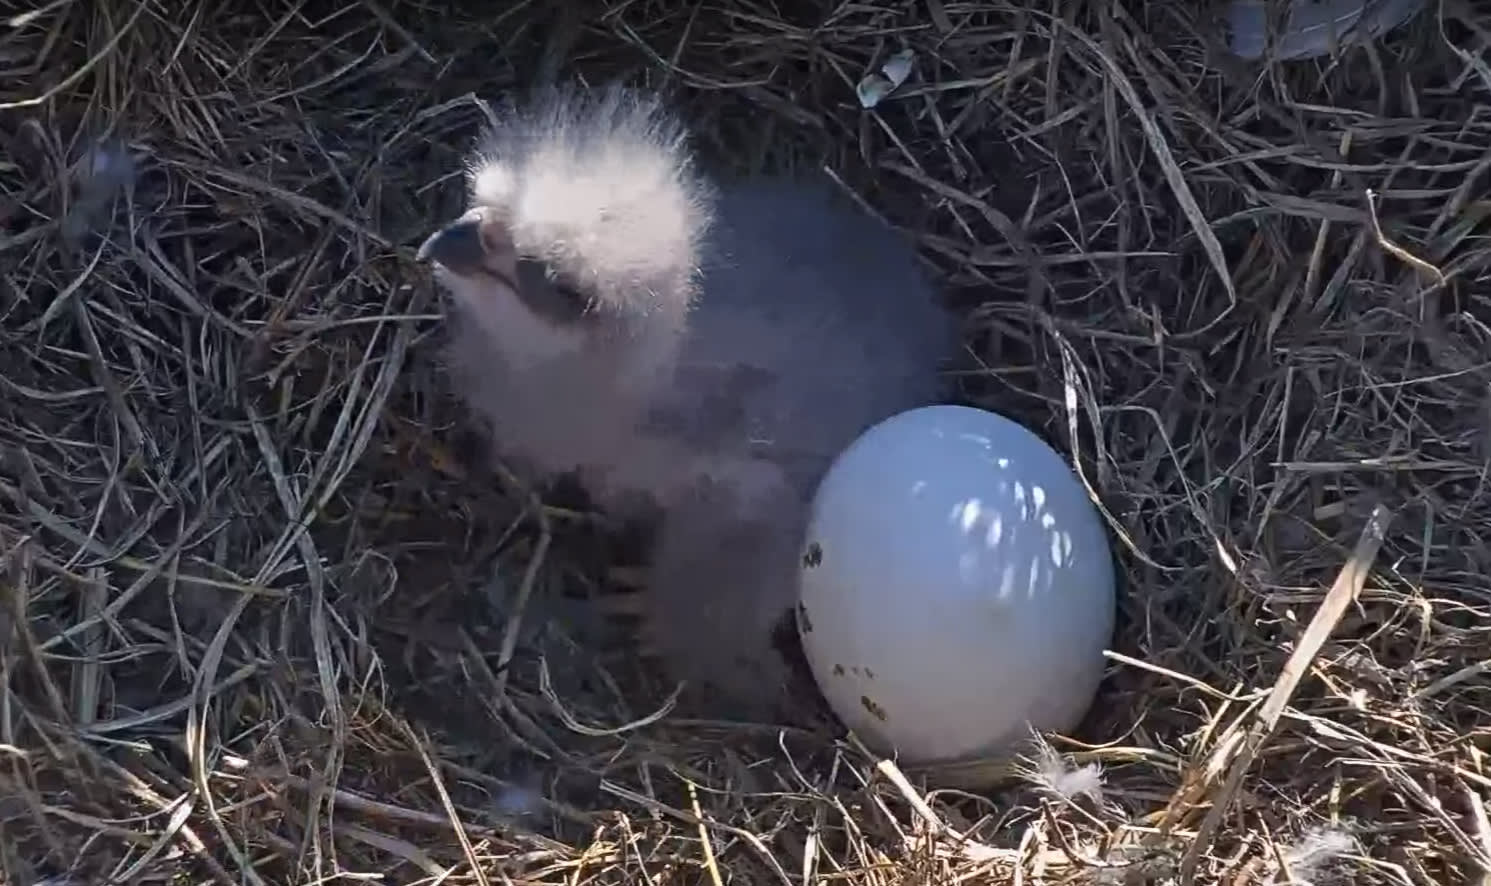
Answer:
xmin=796 ymin=404 xmax=1116 ymax=767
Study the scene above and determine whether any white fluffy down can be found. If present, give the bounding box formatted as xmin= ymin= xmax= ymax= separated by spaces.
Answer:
xmin=467 ymin=86 xmax=714 ymax=319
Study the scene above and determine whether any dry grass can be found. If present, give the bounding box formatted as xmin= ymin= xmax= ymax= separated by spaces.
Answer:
xmin=3 ymin=0 xmax=1491 ymax=883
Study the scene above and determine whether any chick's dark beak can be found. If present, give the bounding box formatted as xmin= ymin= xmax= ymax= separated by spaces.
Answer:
xmin=417 ymin=211 xmax=486 ymax=275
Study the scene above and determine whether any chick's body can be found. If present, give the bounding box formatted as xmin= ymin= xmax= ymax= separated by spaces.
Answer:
xmin=637 ymin=181 xmax=955 ymax=715
xmin=421 ymin=87 xmax=956 ymax=720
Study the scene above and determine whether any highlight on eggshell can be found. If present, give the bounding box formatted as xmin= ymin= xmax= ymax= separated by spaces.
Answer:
xmin=795 ymin=404 xmax=1116 ymax=777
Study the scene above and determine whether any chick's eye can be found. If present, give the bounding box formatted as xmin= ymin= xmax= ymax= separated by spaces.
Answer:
xmin=544 ymin=266 xmax=595 ymax=314
xmin=515 ymin=258 xmax=594 ymax=325
xmin=549 ymin=276 xmax=589 ymax=307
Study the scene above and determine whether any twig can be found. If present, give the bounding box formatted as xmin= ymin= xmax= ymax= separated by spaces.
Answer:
xmin=1179 ymin=504 xmax=1393 ymax=884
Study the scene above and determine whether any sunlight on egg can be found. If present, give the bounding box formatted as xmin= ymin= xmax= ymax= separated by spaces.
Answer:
xmin=796 ymin=404 xmax=1116 ymax=769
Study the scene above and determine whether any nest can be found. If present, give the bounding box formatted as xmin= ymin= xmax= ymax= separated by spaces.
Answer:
xmin=2 ymin=1 xmax=1489 ymax=884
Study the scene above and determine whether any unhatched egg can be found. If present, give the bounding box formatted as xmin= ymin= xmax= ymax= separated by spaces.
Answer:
xmin=796 ymin=404 xmax=1115 ymax=769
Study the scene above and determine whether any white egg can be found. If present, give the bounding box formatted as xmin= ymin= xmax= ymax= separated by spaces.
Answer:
xmin=796 ymin=404 xmax=1115 ymax=769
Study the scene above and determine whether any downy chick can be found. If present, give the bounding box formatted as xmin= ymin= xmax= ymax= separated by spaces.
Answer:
xmin=419 ymin=86 xmax=717 ymax=515
xmin=420 ymin=86 xmax=957 ymax=719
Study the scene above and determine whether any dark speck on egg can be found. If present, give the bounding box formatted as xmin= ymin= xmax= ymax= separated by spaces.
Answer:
xmin=802 ymin=541 xmax=823 ymax=568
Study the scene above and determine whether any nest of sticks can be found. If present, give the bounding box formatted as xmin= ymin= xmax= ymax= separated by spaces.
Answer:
xmin=2 ymin=1 xmax=1490 ymax=883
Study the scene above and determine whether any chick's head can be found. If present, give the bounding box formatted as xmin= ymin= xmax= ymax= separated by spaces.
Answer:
xmin=419 ymin=86 xmax=715 ymax=380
